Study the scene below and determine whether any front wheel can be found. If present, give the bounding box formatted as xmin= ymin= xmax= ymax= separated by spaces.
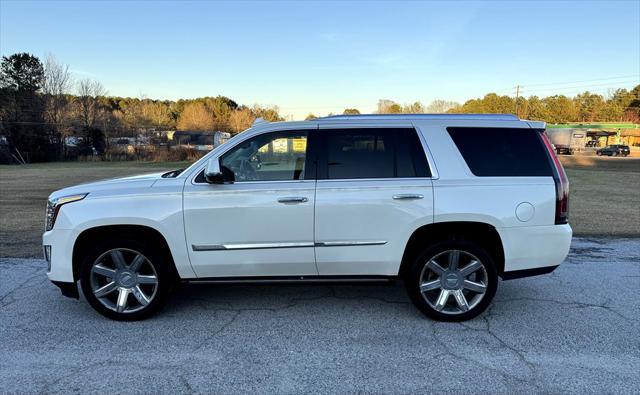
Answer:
xmin=405 ymin=240 xmax=498 ymax=321
xmin=80 ymin=238 xmax=172 ymax=320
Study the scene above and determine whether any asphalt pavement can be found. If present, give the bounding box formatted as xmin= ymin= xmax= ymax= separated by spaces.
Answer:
xmin=1 ymin=237 xmax=639 ymax=394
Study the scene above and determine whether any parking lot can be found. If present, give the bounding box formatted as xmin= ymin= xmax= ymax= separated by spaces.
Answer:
xmin=1 ymin=237 xmax=638 ymax=394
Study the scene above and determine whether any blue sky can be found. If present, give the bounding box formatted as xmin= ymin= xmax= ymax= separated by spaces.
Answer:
xmin=1 ymin=0 xmax=639 ymax=119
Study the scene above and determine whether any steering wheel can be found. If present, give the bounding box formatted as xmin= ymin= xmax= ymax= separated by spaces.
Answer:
xmin=237 ymin=159 xmax=259 ymax=181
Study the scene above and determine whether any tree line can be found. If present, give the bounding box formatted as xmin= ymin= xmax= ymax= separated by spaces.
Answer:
xmin=1 ymin=52 xmax=638 ymax=163
xmin=0 ymin=53 xmax=283 ymax=163
xmin=368 ymin=90 xmax=640 ymax=123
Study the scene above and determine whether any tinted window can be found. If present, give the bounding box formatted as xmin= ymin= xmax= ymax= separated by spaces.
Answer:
xmin=321 ymin=128 xmax=430 ymax=179
xmin=220 ymin=130 xmax=308 ymax=181
xmin=447 ymin=127 xmax=553 ymax=177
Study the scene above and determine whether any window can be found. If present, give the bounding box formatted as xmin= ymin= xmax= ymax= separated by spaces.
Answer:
xmin=219 ymin=130 xmax=309 ymax=182
xmin=447 ymin=127 xmax=553 ymax=177
xmin=321 ymin=128 xmax=430 ymax=179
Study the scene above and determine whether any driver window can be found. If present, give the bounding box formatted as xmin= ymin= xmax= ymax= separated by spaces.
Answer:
xmin=220 ymin=131 xmax=308 ymax=182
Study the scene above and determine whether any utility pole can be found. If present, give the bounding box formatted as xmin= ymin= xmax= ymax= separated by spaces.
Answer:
xmin=515 ymin=85 xmax=520 ymax=117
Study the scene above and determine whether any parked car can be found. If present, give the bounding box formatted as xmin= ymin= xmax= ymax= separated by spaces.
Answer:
xmin=44 ymin=114 xmax=572 ymax=321
xmin=596 ymin=144 xmax=630 ymax=156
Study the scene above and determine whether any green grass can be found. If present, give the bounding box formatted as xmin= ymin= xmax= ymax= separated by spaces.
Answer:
xmin=1 ymin=158 xmax=638 ymax=258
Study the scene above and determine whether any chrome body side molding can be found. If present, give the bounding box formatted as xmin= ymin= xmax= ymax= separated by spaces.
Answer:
xmin=192 ymin=240 xmax=388 ymax=251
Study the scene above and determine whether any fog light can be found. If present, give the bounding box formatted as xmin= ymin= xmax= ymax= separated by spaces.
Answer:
xmin=43 ymin=245 xmax=51 ymax=271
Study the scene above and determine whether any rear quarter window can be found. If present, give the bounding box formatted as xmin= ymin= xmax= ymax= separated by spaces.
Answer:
xmin=447 ymin=127 xmax=553 ymax=177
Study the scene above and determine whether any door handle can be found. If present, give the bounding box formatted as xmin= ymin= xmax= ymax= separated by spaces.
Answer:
xmin=278 ymin=196 xmax=308 ymax=204
xmin=393 ymin=194 xmax=424 ymax=200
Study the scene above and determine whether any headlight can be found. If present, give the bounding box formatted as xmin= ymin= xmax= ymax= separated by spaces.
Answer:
xmin=45 ymin=193 xmax=88 ymax=231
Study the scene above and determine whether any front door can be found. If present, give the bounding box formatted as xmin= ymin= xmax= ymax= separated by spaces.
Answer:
xmin=183 ymin=128 xmax=318 ymax=278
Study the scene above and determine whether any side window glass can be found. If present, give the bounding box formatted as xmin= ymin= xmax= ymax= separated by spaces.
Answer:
xmin=326 ymin=130 xmax=394 ymax=179
xmin=324 ymin=128 xmax=430 ymax=179
xmin=220 ymin=131 xmax=308 ymax=182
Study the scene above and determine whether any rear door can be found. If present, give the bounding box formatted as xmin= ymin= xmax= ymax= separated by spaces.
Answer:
xmin=314 ymin=125 xmax=434 ymax=276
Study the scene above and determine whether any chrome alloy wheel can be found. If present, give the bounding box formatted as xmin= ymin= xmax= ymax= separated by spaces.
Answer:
xmin=419 ymin=249 xmax=488 ymax=315
xmin=89 ymin=248 xmax=158 ymax=314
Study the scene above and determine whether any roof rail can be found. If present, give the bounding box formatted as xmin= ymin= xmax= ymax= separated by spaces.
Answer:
xmin=316 ymin=113 xmax=519 ymax=121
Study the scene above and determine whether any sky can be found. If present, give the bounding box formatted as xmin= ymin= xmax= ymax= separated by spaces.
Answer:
xmin=1 ymin=0 xmax=639 ymax=119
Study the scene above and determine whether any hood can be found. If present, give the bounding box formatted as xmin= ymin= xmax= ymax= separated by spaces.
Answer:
xmin=49 ymin=171 xmax=167 ymax=201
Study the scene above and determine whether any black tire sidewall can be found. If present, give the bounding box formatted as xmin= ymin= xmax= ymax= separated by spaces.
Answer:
xmin=80 ymin=237 xmax=171 ymax=321
xmin=405 ymin=239 xmax=498 ymax=322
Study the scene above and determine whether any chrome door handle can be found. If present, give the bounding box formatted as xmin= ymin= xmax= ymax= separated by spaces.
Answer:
xmin=393 ymin=194 xmax=424 ymax=200
xmin=278 ymin=196 xmax=308 ymax=204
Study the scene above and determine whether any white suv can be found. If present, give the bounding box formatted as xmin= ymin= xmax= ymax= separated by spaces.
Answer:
xmin=43 ymin=114 xmax=572 ymax=321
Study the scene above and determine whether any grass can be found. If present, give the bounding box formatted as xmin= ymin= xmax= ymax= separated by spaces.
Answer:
xmin=0 ymin=161 xmax=190 ymax=258
xmin=1 ymin=157 xmax=639 ymax=258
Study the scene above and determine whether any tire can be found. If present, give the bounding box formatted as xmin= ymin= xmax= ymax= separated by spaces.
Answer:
xmin=80 ymin=237 xmax=173 ymax=321
xmin=405 ymin=240 xmax=498 ymax=322
xmin=596 ymin=151 xmax=602 ymax=156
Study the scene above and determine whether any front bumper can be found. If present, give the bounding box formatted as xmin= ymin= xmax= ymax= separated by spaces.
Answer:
xmin=43 ymin=228 xmax=75 ymax=283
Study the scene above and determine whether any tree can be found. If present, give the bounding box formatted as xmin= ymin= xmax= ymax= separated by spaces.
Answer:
xmin=343 ymin=108 xmax=360 ymax=115
xmin=252 ymin=105 xmax=284 ymax=122
xmin=43 ymin=55 xmax=73 ymax=158
xmin=77 ymin=79 xmax=106 ymax=129
xmin=75 ymin=79 xmax=107 ymax=155
xmin=402 ymin=102 xmax=425 ymax=114
xmin=0 ymin=53 xmax=44 ymax=92
xmin=574 ymin=92 xmax=605 ymax=122
xmin=377 ymin=99 xmax=402 ymax=114
xmin=427 ymin=100 xmax=459 ymax=113
xmin=0 ymin=53 xmax=52 ymax=162
xmin=177 ymin=102 xmax=215 ymax=131
xmin=305 ymin=113 xmax=318 ymax=120
xmin=229 ymin=107 xmax=255 ymax=134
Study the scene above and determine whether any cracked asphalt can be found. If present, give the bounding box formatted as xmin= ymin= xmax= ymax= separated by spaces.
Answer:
xmin=1 ymin=237 xmax=639 ymax=394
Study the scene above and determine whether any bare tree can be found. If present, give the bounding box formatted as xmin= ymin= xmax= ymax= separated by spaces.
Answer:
xmin=229 ymin=107 xmax=255 ymax=134
xmin=43 ymin=55 xmax=73 ymax=157
xmin=177 ymin=102 xmax=215 ymax=131
xmin=43 ymin=55 xmax=72 ymax=125
xmin=77 ymin=78 xmax=106 ymax=129
xmin=402 ymin=101 xmax=425 ymax=113
xmin=426 ymin=100 xmax=460 ymax=113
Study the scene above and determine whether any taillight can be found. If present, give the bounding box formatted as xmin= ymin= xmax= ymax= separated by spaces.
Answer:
xmin=540 ymin=131 xmax=569 ymax=224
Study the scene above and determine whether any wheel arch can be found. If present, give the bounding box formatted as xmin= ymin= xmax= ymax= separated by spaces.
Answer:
xmin=72 ymin=224 xmax=178 ymax=282
xmin=398 ymin=221 xmax=505 ymax=278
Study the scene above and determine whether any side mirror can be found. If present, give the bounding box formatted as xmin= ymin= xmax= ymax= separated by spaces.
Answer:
xmin=204 ymin=158 xmax=224 ymax=184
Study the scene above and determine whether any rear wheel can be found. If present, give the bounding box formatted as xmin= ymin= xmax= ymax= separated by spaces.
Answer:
xmin=405 ymin=240 xmax=498 ymax=321
xmin=80 ymin=238 xmax=172 ymax=320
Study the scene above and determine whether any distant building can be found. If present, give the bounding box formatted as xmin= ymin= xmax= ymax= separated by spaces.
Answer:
xmin=169 ymin=131 xmax=230 ymax=151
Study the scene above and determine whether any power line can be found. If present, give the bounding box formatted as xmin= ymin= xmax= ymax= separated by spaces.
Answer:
xmin=520 ymin=80 xmax=639 ymax=94
xmin=517 ymin=75 xmax=639 ymax=88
